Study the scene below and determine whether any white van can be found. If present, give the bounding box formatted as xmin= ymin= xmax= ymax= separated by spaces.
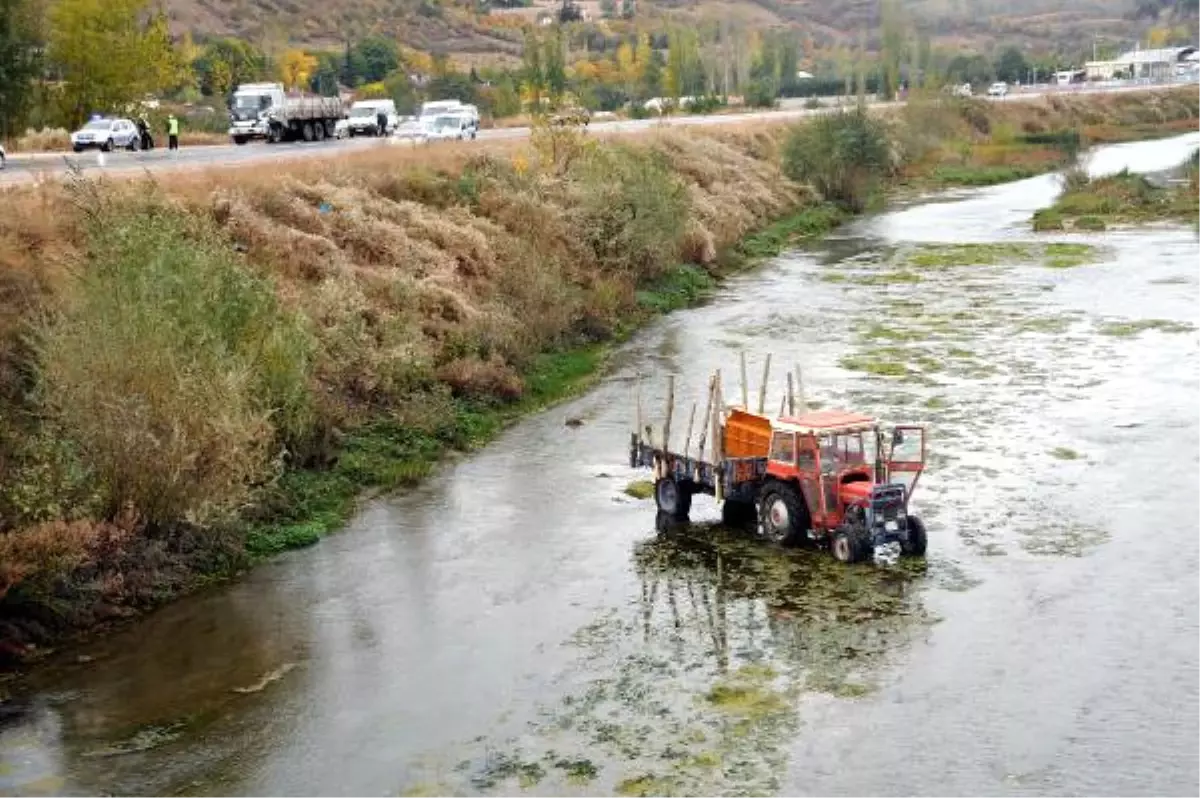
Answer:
xmin=420 ymin=100 xmax=463 ymax=119
xmin=346 ymin=99 xmax=398 ymax=137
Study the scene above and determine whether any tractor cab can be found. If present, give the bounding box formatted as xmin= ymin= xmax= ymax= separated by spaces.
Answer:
xmin=760 ymin=410 xmax=927 ymax=562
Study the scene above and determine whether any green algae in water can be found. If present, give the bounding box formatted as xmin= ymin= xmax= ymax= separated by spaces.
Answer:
xmin=860 ymin=270 xmax=922 ymax=286
xmin=1021 ymin=521 xmax=1110 ymax=558
xmin=1097 ymin=318 xmax=1195 ymax=337
xmin=616 ymin=773 xmax=679 ymax=797
xmin=624 ymin=480 xmax=655 ymax=500
xmin=839 ymin=354 xmax=910 ymax=377
xmin=905 ymin=242 xmax=1034 ymax=268
xmin=553 ymin=758 xmax=600 ymax=784
xmin=1049 ymin=447 xmax=1080 ymax=461
xmin=1043 ymin=243 xmax=1100 ymax=269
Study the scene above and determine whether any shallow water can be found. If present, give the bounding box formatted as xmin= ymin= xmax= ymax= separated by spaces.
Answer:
xmin=2 ymin=134 xmax=1197 ymax=797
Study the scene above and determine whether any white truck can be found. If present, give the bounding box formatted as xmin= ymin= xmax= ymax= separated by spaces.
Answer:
xmin=228 ymin=82 xmax=345 ymax=145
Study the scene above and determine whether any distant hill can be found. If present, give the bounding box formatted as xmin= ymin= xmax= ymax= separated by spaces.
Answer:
xmin=166 ymin=0 xmax=1195 ymax=65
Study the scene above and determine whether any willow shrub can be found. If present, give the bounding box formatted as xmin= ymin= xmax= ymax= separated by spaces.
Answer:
xmin=36 ymin=184 xmax=316 ymax=527
xmin=783 ymin=107 xmax=893 ymax=213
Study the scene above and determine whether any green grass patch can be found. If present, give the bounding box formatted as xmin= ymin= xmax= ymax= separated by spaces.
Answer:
xmin=1033 ymin=160 xmax=1200 ymax=230
xmin=735 ymin=203 xmax=847 ymax=261
xmin=1043 ymin=242 xmax=1099 ymax=269
xmin=624 ymin=480 xmax=654 ymax=500
xmin=1049 ymin=446 xmax=1080 ymax=461
xmin=635 ymin=265 xmax=717 ymax=313
xmin=927 ymin=163 xmax=1043 ymax=187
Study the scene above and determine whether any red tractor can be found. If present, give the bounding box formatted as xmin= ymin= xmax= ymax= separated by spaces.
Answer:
xmin=630 ymin=406 xmax=928 ymax=564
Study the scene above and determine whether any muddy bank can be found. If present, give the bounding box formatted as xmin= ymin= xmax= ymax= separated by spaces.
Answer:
xmin=0 ymin=89 xmax=1197 ymax=664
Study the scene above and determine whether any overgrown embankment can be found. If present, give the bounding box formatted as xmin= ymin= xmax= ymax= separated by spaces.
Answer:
xmin=0 ymin=88 xmax=1195 ymax=662
xmin=1033 ymin=148 xmax=1200 ymax=231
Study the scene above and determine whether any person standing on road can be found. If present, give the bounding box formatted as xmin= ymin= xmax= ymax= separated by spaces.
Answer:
xmin=167 ymin=114 xmax=179 ymax=152
xmin=376 ymin=109 xmax=387 ymax=137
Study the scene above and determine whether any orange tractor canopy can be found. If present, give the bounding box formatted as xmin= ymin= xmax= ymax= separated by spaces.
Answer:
xmin=631 ymin=404 xmax=928 ymax=565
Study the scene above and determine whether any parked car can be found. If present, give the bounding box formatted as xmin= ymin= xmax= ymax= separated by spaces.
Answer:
xmin=425 ymin=113 xmax=477 ymax=141
xmin=987 ymin=81 xmax=1009 ymax=97
xmin=71 ymin=117 xmax=141 ymax=152
xmin=392 ymin=117 xmax=426 ymax=143
xmin=953 ymin=82 xmax=973 ymax=97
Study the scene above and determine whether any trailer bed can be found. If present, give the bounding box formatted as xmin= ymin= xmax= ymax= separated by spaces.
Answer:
xmin=629 ymin=436 xmax=768 ymax=499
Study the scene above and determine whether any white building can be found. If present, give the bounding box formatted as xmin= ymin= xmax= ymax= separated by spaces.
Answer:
xmin=1085 ymin=45 xmax=1198 ymax=81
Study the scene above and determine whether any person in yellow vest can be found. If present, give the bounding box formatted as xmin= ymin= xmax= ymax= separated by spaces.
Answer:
xmin=167 ymin=114 xmax=179 ymax=151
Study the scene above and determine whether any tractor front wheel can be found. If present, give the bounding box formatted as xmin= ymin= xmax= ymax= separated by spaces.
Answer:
xmin=655 ymin=477 xmax=691 ymax=520
xmin=758 ymin=482 xmax=807 ymax=547
xmin=902 ymin=514 xmax=928 ymax=557
xmin=831 ymin=529 xmax=870 ymax=563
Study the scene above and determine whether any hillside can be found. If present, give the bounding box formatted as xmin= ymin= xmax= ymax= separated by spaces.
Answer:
xmin=166 ymin=0 xmax=1193 ymax=63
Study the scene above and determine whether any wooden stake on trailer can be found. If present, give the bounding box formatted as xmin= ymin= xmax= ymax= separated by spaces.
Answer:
xmin=787 ymin=371 xmax=795 ymax=416
xmin=713 ymin=372 xmax=725 ymax=503
xmin=795 ymin=364 xmax=808 ymax=414
xmin=697 ymin=373 xmax=716 ymax=466
xmin=739 ymin=351 xmax=749 ymax=410
xmin=683 ymin=401 xmax=697 ymax=460
xmin=757 ymin=353 xmax=772 ymax=414
xmin=635 ymin=378 xmax=644 ymax=444
xmin=662 ymin=375 xmax=675 ymax=455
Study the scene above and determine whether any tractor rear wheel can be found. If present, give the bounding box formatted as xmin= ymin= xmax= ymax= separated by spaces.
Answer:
xmin=721 ymin=499 xmax=756 ymax=528
xmin=758 ymin=482 xmax=807 ymax=547
xmin=831 ymin=529 xmax=870 ymax=563
xmin=902 ymin=515 xmax=928 ymax=557
xmin=655 ymin=477 xmax=691 ymax=520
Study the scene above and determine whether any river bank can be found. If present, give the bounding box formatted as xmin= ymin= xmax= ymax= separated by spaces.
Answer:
xmin=0 ymin=87 xmax=1196 ymax=665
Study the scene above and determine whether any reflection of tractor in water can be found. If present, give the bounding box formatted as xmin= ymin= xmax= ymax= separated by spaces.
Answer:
xmin=629 ymin=359 xmax=929 ymax=564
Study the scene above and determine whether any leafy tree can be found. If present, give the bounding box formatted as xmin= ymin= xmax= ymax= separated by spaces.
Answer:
xmin=280 ymin=48 xmax=317 ymax=90
xmin=944 ymin=53 xmax=993 ymax=86
xmin=994 ymin=46 xmax=1028 ymax=84
xmin=544 ymin=30 xmax=567 ymax=101
xmin=309 ymin=52 xmax=340 ymax=96
xmin=194 ymin=38 xmax=265 ymax=96
xmin=0 ymin=0 xmax=43 ymax=138
xmin=48 ymin=0 xmax=179 ymax=126
xmin=353 ymin=36 xmax=400 ymax=83
xmin=382 ymin=70 xmax=417 ymax=112
xmin=521 ymin=28 xmax=545 ymax=110
xmin=879 ymin=0 xmax=907 ymax=100
xmin=620 ymin=0 xmax=634 ymax=19
xmin=599 ymin=0 xmax=615 ymax=18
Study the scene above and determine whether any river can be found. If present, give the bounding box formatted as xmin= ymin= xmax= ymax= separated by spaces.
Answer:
xmin=2 ymin=132 xmax=1197 ymax=798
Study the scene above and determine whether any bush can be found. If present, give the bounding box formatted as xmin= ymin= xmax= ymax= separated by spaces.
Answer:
xmin=743 ymin=79 xmax=779 ymax=109
xmin=36 ymin=183 xmax=316 ymax=527
xmin=782 ymin=108 xmax=892 ymax=212
xmin=571 ymin=145 xmax=689 ymax=280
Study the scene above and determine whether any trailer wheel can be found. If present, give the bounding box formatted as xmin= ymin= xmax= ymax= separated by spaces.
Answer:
xmin=758 ymin=481 xmax=807 ymax=547
xmin=302 ymin=122 xmax=315 ymax=142
xmin=721 ymin=499 xmax=756 ymax=528
xmin=313 ymin=121 xmax=326 ymax=141
xmin=901 ymin=514 xmax=927 ymax=557
xmin=831 ymin=529 xmax=869 ymax=563
xmin=655 ymin=477 xmax=691 ymax=520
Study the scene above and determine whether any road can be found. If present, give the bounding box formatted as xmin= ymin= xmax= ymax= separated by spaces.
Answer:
xmin=0 ymin=79 xmax=1193 ymax=186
